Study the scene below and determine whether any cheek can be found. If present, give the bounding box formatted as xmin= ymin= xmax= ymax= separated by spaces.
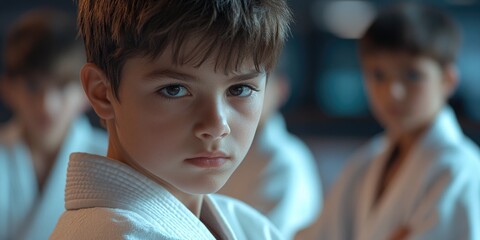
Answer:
xmin=10 ymin=92 xmax=32 ymax=114
xmin=365 ymin=83 xmax=381 ymax=101
xmin=365 ymin=86 xmax=385 ymax=111
xmin=408 ymin=85 xmax=441 ymax=111
xmin=236 ymin=94 xmax=264 ymax=124
xmin=230 ymin=96 xmax=264 ymax=147
xmin=14 ymin=94 xmax=45 ymax=127
xmin=118 ymin=104 xmax=185 ymax=152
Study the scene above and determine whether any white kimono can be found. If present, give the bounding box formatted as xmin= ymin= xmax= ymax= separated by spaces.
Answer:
xmin=0 ymin=117 xmax=108 ymax=240
xmin=315 ymin=107 xmax=480 ymax=240
xmin=50 ymin=153 xmax=283 ymax=240
xmin=221 ymin=114 xmax=322 ymax=239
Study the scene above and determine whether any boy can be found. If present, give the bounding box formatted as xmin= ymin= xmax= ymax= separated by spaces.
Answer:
xmin=0 ymin=9 xmax=108 ymax=240
xmin=296 ymin=3 xmax=480 ymax=240
xmin=219 ymin=54 xmax=323 ymax=239
xmin=51 ymin=0 xmax=292 ymax=239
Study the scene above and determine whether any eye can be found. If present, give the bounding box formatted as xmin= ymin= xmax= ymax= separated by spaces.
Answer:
xmin=158 ymin=85 xmax=190 ymax=98
xmin=24 ymin=79 xmax=42 ymax=94
xmin=371 ymin=69 xmax=385 ymax=82
xmin=404 ymin=69 xmax=422 ymax=83
xmin=227 ymin=85 xmax=257 ymax=97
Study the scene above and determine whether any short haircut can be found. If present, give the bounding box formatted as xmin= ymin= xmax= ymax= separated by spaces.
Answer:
xmin=4 ymin=9 xmax=84 ymax=82
xmin=77 ymin=0 xmax=292 ymax=98
xmin=359 ymin=3 xmax=460 ymax=68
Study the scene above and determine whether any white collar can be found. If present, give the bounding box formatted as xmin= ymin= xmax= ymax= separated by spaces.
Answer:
xmin=65 ymin=153 xmax=222 ymax=239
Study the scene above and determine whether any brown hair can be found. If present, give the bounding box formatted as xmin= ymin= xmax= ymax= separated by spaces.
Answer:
xmin=77 ymin=0 xmax=292 ymax=98
xmin=359 ymin=3 xmax=460 ymax=68
xmin=4 ymin=9 xmax=84 ymax=82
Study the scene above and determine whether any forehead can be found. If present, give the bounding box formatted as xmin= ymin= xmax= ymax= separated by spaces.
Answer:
xmin=10 ymin=72 xmax=75 ymax=88
xmin=122 ymin=56 xmax=263 ymax=83
xmin=125 ymin=41 xmax=263 ymax=78
xmin=362 ymin=51 xmax=440 ymax=70
xmin=161 ymin=35 xmax=265 ymax=73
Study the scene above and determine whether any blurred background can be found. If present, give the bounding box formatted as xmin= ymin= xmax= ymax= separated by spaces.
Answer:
xmin=282 ymin=0 xmax=480 ymax=192
xmin=0 ymin=0 xmax=479 ymax=192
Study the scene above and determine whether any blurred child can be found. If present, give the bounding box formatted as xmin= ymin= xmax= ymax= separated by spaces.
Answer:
xmin=296 ymin=3 xmax=480 ymax=240
xmin=0 ymin=9 xmax=107 ymax=240
xmin=219 ymin=54 xmax=322 ymax=239
xmin=50 ymin=0 xmax=292 ymax=239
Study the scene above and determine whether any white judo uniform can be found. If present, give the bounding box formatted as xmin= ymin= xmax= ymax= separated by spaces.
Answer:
xmin=315 ymin=107 xmax=480 ymax=240
xmin=0 ymin=117 xmax=108 ymax=240
xmin=221 ymin=114 xmax=322 ymax=239
xmin=50 ymin=153 xmax=283 ymax=240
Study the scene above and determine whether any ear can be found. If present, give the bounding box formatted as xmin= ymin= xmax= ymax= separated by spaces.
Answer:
xmin=80 ymin=63 xmax=116 ymax=121
xmin=443 ymin=64 xmax=459 ymax=98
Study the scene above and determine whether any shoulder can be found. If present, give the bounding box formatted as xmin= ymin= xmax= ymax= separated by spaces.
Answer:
xmin=422 ymin=108 xmax=480 ymax=172
xmin=425 ymin=135 xmax=480 ymax=173
xmin=268 ymin=130 xmax=318 ymax=179
xmin=416 ymin=137 xmax=480 ymax=197
xmin=51 ymin=208 xmax=165 ymax=239
xmin=434 ymin=145 xmax=480 ymax=182
xmin=263 ymin=115 xmax=314 ymax=162
xmin=209 ymin=194 xmax=281 ymax=238
xmin=276 ymin=134 xmax=317 ymax=171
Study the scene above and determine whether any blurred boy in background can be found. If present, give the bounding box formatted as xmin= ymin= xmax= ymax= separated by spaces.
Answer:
xmin=219 ymin=53 xmax=323 ymax=240
xmin=0 ymin=9 xmax=107 ymax=240
xmin=296 ymin=3 xmax=480 ymax=240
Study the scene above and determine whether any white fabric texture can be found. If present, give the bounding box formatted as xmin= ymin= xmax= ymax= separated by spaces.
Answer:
xmin=315 ymin=107 xmax=480 ymax=240
xmin=0 ymin=117 xmax=108 ymax=240
xmin=255 ymin=114 xmax=322 ymax=239
xmin=50 ymin=153 xmax=283 ymax=240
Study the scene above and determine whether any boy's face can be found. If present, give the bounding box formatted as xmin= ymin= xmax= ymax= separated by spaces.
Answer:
xmin=362 ymin=52 xmax=453 ymax=135
xmin=104 ymin=49 xmax=266 ymax=195
xmin=2 ymin=75 xmax=86 ymax=144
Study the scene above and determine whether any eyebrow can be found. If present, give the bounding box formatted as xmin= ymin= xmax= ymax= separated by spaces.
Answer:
xmin=143 ymin=69 xmax=264 ymax=82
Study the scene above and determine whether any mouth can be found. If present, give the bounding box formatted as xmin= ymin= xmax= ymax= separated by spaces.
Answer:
xmin=385 ymin=106 xmax=404 ymax=117
xmin=185 ymin=151 xmax=230 ymax=168
xmin=35 ymin=120 xmax=53 ymax=131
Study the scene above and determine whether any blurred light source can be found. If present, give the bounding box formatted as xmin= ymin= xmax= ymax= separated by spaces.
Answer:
xmin=312 ymin=0 xmax=376 ymax=39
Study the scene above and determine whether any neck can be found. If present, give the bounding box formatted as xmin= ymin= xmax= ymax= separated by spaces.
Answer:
xmin=107 ymin=136 xmax=205 ymax=217
xmin=21 ymin=118 xmax=70 ymax=158
xmin=147 ymin=174 xmax=205 ymax=217
xmin=22 ymin=127 xmax=65 ymax=190
xmin=176 ymin=191 xmax=204 ymax=217
xmin=388 ymin=121 xmax=431 ymax=156
xmin=22 ymin=124 xmax=66 ymax=161
xmin=24 ymin=133 xmax=57 ymax=156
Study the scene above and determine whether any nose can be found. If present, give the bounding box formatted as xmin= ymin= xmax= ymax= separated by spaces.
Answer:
xmin=389 ymin=80 xmax=406 ymax=102
xmin=194 ymin=97 xmax=231 ymax=141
